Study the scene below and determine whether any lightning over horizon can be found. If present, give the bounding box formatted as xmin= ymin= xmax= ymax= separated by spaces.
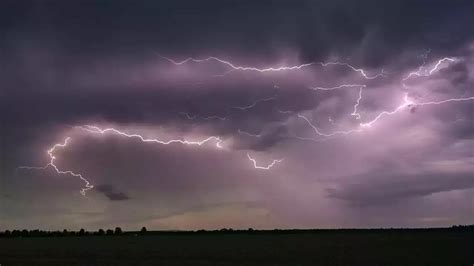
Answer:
xmin=18 ymin=137 xmax=94 ymax=196
xmin=18 ymin=125 xmax=225 ymax=195
xmin=18 ymin=53 xmax=474 ymax=195
xmin=5 ymin=0 xmax=474 ymax=231
xmin=18 ymin=124 xmax=294 ymax=194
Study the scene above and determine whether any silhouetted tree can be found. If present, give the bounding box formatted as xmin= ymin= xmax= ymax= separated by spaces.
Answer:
xmin=30 ymin=229 xmax=40 ymax=237
xmin=106 ymin=229 xmax=114 ymax=235
xmin=140 ymin=227 xmax=147 ymax=234
xmin=78 ymin=228 xmax=86 ymax=236
xmin=21 ymin=229 xmax=29 ymax=237
xmin=115 ymin=227 xmax=123 ymax=235
xmin=11 ymin=230 xmax=20 ymax=237
xmin=98 ymin=229 xmax=105 ymax=236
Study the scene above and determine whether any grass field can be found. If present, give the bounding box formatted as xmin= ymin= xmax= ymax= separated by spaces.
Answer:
xmin=0 ymin=230 xmax=472 ymax=265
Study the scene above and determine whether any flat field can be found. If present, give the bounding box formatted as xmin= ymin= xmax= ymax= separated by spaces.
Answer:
xmin=0 ymin=230 xmax=472 ymax=265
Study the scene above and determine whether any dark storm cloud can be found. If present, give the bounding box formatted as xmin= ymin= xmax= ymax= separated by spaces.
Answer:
xmin=246 ymin=125 xmax=290 ymax=151
xmin=327 ymin=171 xmax=474 ymax=206
xmin=441 ymin=61 xmax=470 ymax=86
xmin=4 ymin=0 xmax=474 ymax=61
xmin=2 ymin=0 xmax=474 ymax=131
xmin=2 ymin=0 xmax=474 ymax=230
xmin=95 ymin=184 xmax=130 ymax=201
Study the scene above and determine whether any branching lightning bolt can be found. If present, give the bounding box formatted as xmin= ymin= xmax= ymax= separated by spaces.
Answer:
xmin=158 ymin=54 xmax=385 ymax=80
xmin=403 ymin=57 xmax=456 ymax=81
xmin=18 ymin=137 xmax=94 ymax=196
xmin=76 ymin=125 xmax=224 ymax=148
xmin=20 ymin=123 xmax=299 ymax=194
xmin=19 ymin=126 xmax=225 ymax=196
xmin=298 ymin=93 xmax=474 ymax=135
xmin=19 ymin=52 xmax=473 ymax=197
xmin=297 ymin=55 xmax=469 ymax=136
xmin=360 ymin=95 xmax=474 ymax=128
xmin=159 ymin=55 xmax=316 ymax=72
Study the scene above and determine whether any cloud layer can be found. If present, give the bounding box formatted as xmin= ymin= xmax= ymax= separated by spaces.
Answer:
xmin=1 ymin=0 xmax=473 ymax=230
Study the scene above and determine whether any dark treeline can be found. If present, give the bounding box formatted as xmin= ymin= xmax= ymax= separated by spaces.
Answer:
xmin=1 ymin=225 xmax=473 ymax=238
xmin=0 ymin=227 xmax=125 ymax=238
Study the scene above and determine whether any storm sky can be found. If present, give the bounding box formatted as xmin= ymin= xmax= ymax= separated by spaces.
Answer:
xmin=1 ymin=0 xmax=473 ymax=230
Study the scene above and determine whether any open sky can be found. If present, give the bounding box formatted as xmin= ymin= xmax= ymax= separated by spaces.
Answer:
xmin=1 ymin=0 xmax=473 ymax=230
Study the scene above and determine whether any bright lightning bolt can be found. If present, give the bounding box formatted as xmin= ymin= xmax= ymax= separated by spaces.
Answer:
xmin=350 ymin=87 xmax=363 ymax=120
xmin=76 ymin=125 xmax=224 ymax=148
xmin=19 ymin=125 xmax=226 ymax=196
xmin=402 ymin=49 xmax=430 ymax=82
xmin=246 ymin=153 xmax=283 ymax=170
xmin=429 ymin=58 xmax=456 ymax=75
xmin=18 ymin=137 xmax=94 ymax=196
xmin=403 ymin=57 xmax=456 ymax=81
xmin=299 ymin=93 xmax=474 ymax=134
xmin=158 ymin=54 xmax=385 ymax=80
xmin=360 ymin=95 xmax=474 ymax=128
xmin=158 ymin=55 xmax=316 ymax=72
xmin=359 ymin=93 xmax=414 ymax=128
xmin=19 ymin=52 xmax=473 ymax=197
xmin=415 ymin=96 xmax=474 ymax=106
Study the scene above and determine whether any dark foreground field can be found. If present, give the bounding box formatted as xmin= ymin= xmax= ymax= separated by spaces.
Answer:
xmin=0 ymin=230 xmax=473 ymax=266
